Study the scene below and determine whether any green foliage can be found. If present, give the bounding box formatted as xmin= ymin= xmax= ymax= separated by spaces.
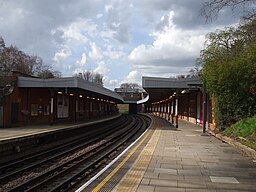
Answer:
xmin=199 ymin=19 xmax=256 ymax=128
xmin=223 ymin=115 xmax=256 ymax=150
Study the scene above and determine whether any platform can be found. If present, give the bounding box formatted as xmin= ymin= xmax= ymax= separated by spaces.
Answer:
xmin=80 ymin=115 xmax=256 ymax=192
xmin=0 ymin=115 xmax=121 ymax=158
xmin=0 ymin=114 xmax=121 ymax=142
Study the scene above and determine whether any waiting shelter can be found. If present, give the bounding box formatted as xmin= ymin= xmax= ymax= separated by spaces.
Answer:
xmin=142 ymin=76 xmax=214 ymax=129
xmin=0 ymin=72 xmax=123 ymax=128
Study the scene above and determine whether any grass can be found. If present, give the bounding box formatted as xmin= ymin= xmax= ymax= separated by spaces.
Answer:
xmin=223 ymin=115 xmax=256 ymax=150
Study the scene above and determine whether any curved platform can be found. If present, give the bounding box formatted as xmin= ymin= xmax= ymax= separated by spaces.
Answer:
xmin=80 ymin=115 xmax=256 ymax=192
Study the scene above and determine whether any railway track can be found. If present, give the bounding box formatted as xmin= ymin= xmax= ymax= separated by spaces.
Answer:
xmin=0 ymin=114 xmax=151 ymax=192
xmin=0 ymin=116 xmax=129 ymax=182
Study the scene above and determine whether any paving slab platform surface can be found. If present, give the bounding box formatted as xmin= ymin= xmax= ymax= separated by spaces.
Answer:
xmin=85 ymin=115 xmax=256 ymax=192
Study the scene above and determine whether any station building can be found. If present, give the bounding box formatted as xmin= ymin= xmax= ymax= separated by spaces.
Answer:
xmin=0 ymin=72 xmax=123 ymax=128
xmin=115 ymin=87 xmax=147 ymax=114
xmin=142 ymin=76 xmax=215 ymax=129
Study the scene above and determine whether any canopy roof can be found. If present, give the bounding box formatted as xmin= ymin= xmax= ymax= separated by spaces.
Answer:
xmin=142 ymin=76 xmax=201 ymax=103
xmin=18 ymin=76 xmax=124 ymax=103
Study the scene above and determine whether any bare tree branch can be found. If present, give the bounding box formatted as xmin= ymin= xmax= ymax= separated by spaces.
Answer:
xmin=200 ymin=0 xmax=256 ymax=22
xmin=0 ymin=36 xmax=61 ymax=78
xmin=74 ymin=70 xmax=104 ymax=86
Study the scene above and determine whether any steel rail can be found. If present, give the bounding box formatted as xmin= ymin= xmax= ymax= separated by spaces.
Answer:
xmin=0 ymin=116 xmax=133 ymax=191
xmin=6 ymin=115 xmax=149 ymax=192
xmin=0 ymin=116 xmax=128 ymax=182
xmin=0 ymin=115 xmax=126 ymax=170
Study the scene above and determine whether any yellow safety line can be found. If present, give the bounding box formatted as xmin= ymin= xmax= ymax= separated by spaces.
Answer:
xmin=113 ymin=129 xmax=161 ymax=191
xmin=92 ymin=128 xmax=153 ymax=192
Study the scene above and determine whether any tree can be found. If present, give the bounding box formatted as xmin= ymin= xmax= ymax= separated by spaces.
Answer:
xmin=176 ymin=74 xmax=185 ymax=79
xmin=37 ymin=68 xmax=62 ymax=79
xmin=0 ymin=36 xmax=5 ymax=52
xmin=0 ymin=36 xmax=61 ymax=79
xmin=187 ymin=60 xmax=202 ymax=78
xmin=84 ymin=71 xmax=93 ymax=82
xmin=74 ymin=70 xmax=104 ymax=86
xmin=200 ymin=0 xmax=256 ymax=22
xmin=199 ymin=19 xmax=256 ymax=128
xmin=119 ymin=83 xmax=147 ymax=93
xmin=94 ymin=73 xmax=103 ymax=86
xmin=0 ymin=45 xmax=41 ymax=76
xmin=120 ymin=83 xmax=141 ymax=89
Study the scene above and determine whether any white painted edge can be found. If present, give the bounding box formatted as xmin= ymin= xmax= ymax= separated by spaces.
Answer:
xmin=75 ymin=115 xmax=153 ymax=192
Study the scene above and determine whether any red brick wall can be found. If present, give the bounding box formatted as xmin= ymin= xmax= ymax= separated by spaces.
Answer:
xmin=26 ymin=88 xmax=51 ymax=125
xmin=3 ymin=85 xmax=119 ymax=127
xmin=3 ymin=87 xmax=51 ymax=127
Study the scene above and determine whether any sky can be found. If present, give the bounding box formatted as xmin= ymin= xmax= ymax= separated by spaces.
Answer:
xmin=0 ymin=0 xmax=247 ymax=90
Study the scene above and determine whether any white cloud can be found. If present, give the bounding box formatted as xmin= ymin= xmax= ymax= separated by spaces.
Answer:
xmin=127 ymin=70 xmax=141 ymax=80
xmin=109 ymin=79 xmax=119 ymax=86
xmin=53 ymin=47 xmax=71 ymax=64
xmin=103 ymin=45 xmax=125 ymax=60
xmin=129 ymin=11 xmax=205 ymax=76
xmin=104 ymin=78 xmax=120 ymax=90
xmin=0 ymin=0 xmax=244 ymax=89
xmin=76 ymin=52 xmax=87 ymax=66
xmin=89 ymin=42 xmax=103 ymax=61
xmin=104 ymin=0 xmax=132 ymax=43
xmin=54 ymin=19 xmax=98 ymax=44
xmin=105 ymin=4 xmax=114 ymax=13
xmin=122 ymin=70 xmax=142 ymax=85
xmin=68 ymin=52 xmax=88 ymax=75
xmin=100 ymin=29 xmax=116 ymax=42
xmin=93 ymin=61 xmax=108 ymax=75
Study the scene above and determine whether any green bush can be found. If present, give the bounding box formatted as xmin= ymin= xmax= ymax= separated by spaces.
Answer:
xmin=199 ymin=20 xmax=256 ymax=128
xmin=223 ymin=115 xmax=256 ymax=150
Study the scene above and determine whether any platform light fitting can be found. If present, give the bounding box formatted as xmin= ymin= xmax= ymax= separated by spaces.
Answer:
xmin=181 ymin=89 xmax=189 ymax=94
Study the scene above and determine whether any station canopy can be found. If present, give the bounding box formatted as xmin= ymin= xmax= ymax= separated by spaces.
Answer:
xmin=142 ymin=76 xmax=201 ymax=103
xmin=18 ymin=76 xmax=124 ymax=103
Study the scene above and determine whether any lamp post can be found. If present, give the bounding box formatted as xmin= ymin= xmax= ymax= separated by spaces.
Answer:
xmin=201 ymin=82 xmax=209 ymax=136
